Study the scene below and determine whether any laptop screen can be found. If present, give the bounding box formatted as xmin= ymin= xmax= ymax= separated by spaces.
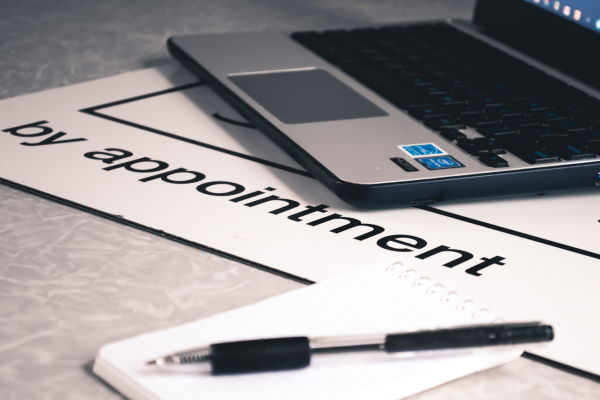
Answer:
xmin=522 ymin=0 xmax=600 ymax=32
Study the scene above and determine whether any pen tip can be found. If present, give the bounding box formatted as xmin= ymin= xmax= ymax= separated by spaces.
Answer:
xmin=146 ymin=356 xmax=176 ymax=366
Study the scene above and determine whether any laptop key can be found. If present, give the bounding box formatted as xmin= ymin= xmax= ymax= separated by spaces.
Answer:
xmin=548 ymin=120 xmax=589 ymax=133
xmin=477 ymin=125 xmax=518 ymax=137
xmin=439 ymin=128 xmax=466 ymax=142
xmin=471 ymin=137 xmax=506 ymax=154
xmin=500 ymin=114 xmax=534 ymax=127
xmin=457 ymin=109 xmax=484 ymax=118
xmin=479 ymin=154 xmax=509 ymax=167
xmin=550 ymin=143 xmax=597 ymax=160
xmin=456 ymin=138 xmax=505 ymax=156
xmin=511 ymin=148 xmax=560 ymax=164
xmin=583 ymin=140 xmax=600 ymax=155
xmin=425 ymin=117 xmax=466 ymax=130
xmin=408 ymin=107 xmax=448 ymax=120
xmin=457 ymin=138 xmax=488 ymax=155
xmin=564 ymin=126 xmax=591 ymax=136
xmin=464 ymin=114 xmax=500 ymax=127
xmin=530 ymin=110 xmax=568 ymax=122
xmin=390 ymin=157 xmax=419 ymax=172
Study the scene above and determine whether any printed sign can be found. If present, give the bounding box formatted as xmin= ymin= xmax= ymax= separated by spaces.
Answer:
xmin=0 ymin=65 xmax=599 ymax=373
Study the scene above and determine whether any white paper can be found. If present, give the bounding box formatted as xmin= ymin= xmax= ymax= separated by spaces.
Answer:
xmin=94 ymin=260 xmax=520 ymax=400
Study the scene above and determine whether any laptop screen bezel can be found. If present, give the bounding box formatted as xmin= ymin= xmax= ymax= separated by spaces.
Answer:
xmin=474 ymin=0 xmax=599 ymax=90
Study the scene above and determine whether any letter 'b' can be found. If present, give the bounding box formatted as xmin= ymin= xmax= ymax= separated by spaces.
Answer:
xmin=2 ymin=120 xmax=53 ymax=137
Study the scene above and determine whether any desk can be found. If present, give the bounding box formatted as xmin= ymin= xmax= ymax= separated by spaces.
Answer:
xmin=1 ymin=0 xmax=598 ymax=398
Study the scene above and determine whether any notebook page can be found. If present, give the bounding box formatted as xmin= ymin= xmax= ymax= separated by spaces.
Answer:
xmin=94 ymin=260 xmax=521 ymax=400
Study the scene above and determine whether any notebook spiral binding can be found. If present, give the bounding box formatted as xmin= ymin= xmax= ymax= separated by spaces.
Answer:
xmin=384 ymin=260 xmax=502 ymax=323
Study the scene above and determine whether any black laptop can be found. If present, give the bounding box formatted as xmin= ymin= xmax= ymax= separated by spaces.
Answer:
xmin=167 ymin=0 xmax=600 ymax=207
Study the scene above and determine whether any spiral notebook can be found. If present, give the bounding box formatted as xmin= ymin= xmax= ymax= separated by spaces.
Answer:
xmin=93 ymin=260 xmax=522 ymax=399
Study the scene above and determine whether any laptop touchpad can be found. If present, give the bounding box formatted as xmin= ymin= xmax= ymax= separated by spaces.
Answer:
xmin=229 ymin=68 xmax=388 ymax=124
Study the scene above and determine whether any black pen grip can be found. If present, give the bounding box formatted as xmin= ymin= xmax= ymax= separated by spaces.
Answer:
xmin=210 ymin=336 xmax=311 ymax=374
xmin=384 ymin=323 xmax=554 ymax=352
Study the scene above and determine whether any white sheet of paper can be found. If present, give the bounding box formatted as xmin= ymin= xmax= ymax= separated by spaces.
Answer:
xmin=93 ymin=260 xmax=521 ymax=400
xmin=0 ymin=64 xmax=598 ymax=374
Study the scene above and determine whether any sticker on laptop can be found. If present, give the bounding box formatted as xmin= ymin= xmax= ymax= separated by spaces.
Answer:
xmin=417 ymin=155 xmax=464 ymax=170
xmin=400 ymin=143 xmax=446 ymax=158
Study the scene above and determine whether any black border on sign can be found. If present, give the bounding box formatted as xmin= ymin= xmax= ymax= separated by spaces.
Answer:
xmin=0 ymin=176 xmax=315 ymax=286
xmin=79 ymin=82 xmax=600 ymax=261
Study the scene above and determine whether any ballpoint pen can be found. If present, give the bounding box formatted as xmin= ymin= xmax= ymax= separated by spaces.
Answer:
xmin=146 ymin=321 xmax=553 ymax=375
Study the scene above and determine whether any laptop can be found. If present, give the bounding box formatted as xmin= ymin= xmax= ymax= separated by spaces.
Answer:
xmin=167 ymin=0 xmax=600 ymax=207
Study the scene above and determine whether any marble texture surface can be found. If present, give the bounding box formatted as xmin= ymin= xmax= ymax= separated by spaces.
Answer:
xmin=0 ymin=185 xmax=302 ymax=399
xmin=1 ymin=0 xmax=599 ymax=399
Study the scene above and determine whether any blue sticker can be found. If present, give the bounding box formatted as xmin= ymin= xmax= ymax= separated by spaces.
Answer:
xmin=401 ymin=143 xmax=445 ymax=157
xmin=417 ymin=155 xmax=464 ymax=170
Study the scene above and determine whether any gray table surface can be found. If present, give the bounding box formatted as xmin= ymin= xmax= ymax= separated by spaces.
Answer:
xmin=1 ymin=1 xmax=598 ymax=398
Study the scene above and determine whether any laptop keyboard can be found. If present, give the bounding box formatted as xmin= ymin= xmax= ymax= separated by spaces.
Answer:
xmin=291 ymin=23 xmax=600 ymax=168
